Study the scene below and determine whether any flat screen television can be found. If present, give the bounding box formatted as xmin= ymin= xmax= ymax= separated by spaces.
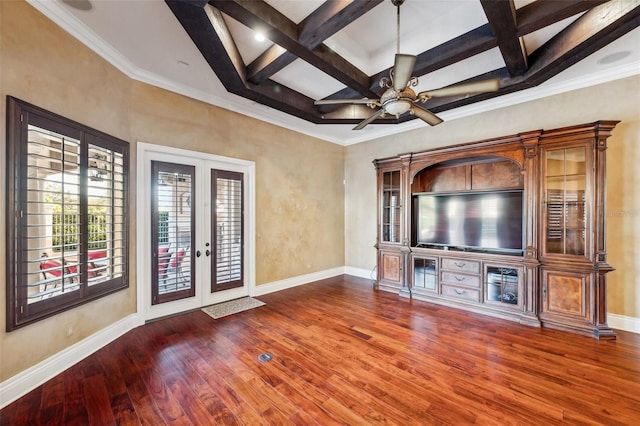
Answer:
xmin=413 ymin=190 xmax=523 ymax=254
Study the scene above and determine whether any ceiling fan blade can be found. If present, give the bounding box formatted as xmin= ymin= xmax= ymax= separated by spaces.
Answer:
xmin=419 ymin=78 xmax=500 ymax=99
xmin=314 ymin=98 xmax=374 ymax=105
xmin=411 ymin=106 xmax=443 ymax=126
xmin=393 ymin=54 xmax=416 ymax=91
xmin=353 ymin=108 xmax=385 ymax=130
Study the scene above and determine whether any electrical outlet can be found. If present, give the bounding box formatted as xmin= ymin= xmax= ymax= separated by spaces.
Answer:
xmin=66 ymin=325 xmax=73 ymax=337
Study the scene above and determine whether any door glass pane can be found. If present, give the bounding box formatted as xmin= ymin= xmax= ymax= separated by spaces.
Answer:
xmin=151 ymin=161 xmax=195 ymax=304
xmin=212 ymin=170 xmax=244 ymax=292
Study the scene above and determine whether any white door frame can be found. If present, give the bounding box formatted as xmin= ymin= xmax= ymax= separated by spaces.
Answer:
xmin=136 ymin=142 xmax=256 ymax=321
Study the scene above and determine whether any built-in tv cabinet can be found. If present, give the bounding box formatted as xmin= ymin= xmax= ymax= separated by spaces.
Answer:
xmin=374 ymin=121 xmax=619 ymax=339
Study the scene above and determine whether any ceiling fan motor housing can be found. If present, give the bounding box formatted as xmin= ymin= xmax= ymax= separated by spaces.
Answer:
xmin=381 ymin=86 xmax=416 ymax=116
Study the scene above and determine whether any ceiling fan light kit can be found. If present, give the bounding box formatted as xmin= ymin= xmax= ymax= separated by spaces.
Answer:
xmin=313 ymin=0 xmax=500 ymax=130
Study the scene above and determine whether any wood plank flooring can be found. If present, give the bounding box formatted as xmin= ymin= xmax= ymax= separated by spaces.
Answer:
xmin=2 ymin=275 xmax=640 ymax=425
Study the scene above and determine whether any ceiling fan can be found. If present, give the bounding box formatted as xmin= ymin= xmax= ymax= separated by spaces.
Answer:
xmin=314 ymin=0 xmax=501 ymax=130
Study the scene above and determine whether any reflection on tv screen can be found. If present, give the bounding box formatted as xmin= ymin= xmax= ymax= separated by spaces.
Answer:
xmin=415 ymin=191 xmax=523 ymax=251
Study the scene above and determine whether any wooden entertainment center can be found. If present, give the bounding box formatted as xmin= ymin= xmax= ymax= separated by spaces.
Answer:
xmin=374 ymin=121 xmax=619 ymax=339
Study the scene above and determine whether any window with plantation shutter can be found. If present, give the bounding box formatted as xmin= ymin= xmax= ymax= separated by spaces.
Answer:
xmin=6 ymin=97 xmax=129 ymax=331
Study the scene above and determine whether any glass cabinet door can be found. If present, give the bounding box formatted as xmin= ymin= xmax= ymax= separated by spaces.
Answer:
xmin=485 ymin=266 xmax=520 ymax=306
xmin=413 ymin=257 xmax=437 ymax=291
xmin=543 ymin=147 xmax=587 ymax=256
xmin=381 ymin=170 xmax=401 ymax=243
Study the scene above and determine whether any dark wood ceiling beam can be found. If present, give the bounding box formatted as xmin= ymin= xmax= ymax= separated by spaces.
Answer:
xmin=316 ymin=104 xmax=397 ymax=124
xmin=210 ymin=0 xmax=378 ymax=99
xmin=322 ymin=24 xmax=498 ymax=107
xmin=246 ymin=44 xmax=289 ymax=83
xmin=318 ymin=0 xmax=622 ymax=107
xmin=248 ymin=1 xmax=382 ymax=84
xmin=516 ymin=0 xmax=609 ymax=36
xmin=413 ymin=0 xmax=640 ymax=120
xmin=167 ymin=1 xmax=321 ymax=122
xmin=170 ymin=0 xmax=639 ymax=128
xmin=297 ymin=0 xmax=383 ymax=47
xmin=413 ymin=24 xmax=498 ymax=82
xmin=525 ymin=0 xmax=640 ymax=85
xmin=166 ymin=1 xmax=246 ymax=91
xmin=481 ymin=0 xmax=528 ymax=77
xmin=247 ymin=80 xmax=321 ymax=121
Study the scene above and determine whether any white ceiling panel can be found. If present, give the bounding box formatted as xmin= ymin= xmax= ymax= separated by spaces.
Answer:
xmin=270 ymin=59 xmax=347 ymax=101
xmin=325 ymin=0 xmax=489 ymax=76
xmin=264 ymin=0 xmax=324 ymax=24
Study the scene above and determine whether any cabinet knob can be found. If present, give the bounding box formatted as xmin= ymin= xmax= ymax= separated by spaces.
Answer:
xmin=455 ymin=262 xmax=466 ymax=268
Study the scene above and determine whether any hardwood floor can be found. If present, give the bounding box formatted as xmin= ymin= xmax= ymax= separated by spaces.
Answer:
xmin=2 ymin=275 xmax=640 ymax=425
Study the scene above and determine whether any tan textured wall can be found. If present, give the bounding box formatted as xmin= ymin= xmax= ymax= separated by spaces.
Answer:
xmin=345 ymin=74 xmax=640 ymax=319
xmin=0 ymin=2 xmax=344 ymax=382
xmin=129 ymin=83 xmax=345 ymax=283
xmin=0 ymin=1 xmax=136 ymax=383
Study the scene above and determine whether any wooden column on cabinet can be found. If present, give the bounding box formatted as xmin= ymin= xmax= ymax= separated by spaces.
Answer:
xmin=521 ymin=131 xmax=542 ymax=327
xmin=592 ymin=122 xmax=618 ymax=339
xmin=399 ymin=155 xmax=413 ymax=298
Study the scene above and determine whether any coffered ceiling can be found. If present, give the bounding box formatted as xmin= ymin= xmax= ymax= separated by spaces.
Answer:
xmin=28 ymin=0 xmax=640 ymax=144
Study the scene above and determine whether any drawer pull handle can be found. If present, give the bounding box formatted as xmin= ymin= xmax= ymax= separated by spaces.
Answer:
xmin=455 ymin=276 xmax=465 ymax=282
xmin=454 ymin=262 xmax=466 ymax=268
xmin=454 ymin=289 xmax=466 ymax=295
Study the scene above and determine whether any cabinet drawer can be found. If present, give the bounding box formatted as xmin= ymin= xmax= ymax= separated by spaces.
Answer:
xmin=441 ymin=284 xmax=480 ymax=302
xmin=441 ymin=258 xmax=480 ymax=274
xmin=441 ymin=271 xmax=480 ymax=288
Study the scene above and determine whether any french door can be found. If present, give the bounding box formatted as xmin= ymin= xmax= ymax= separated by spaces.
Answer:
xmin=137 ymin=144 xmax=255 ymax=321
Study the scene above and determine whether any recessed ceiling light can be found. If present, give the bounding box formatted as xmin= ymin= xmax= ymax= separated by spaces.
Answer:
xmin=61 ymin=0 xmax=93 ymax=11
xmin=597 ymin=51 xmax=631 ymax=65
xmin=254 ymin=33 xmax=266 ymax=42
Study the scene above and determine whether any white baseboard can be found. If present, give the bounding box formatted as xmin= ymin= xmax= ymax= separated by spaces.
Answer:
xmin=608 ymin=313 xmax=640 ymax=334
xmin=252 ymin=267 xmax=345 ymax=296
xmin=344 ymin=266 xmax=376 ymax=280
xmin=0 ymin=313 xmax=142 ymax=409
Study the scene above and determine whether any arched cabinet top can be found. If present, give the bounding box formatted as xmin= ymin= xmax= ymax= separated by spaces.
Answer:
xmin=410 ymin=155 xmax=525 ymax=194
xmin=408 ymin=154 xmax=524 ymax=186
